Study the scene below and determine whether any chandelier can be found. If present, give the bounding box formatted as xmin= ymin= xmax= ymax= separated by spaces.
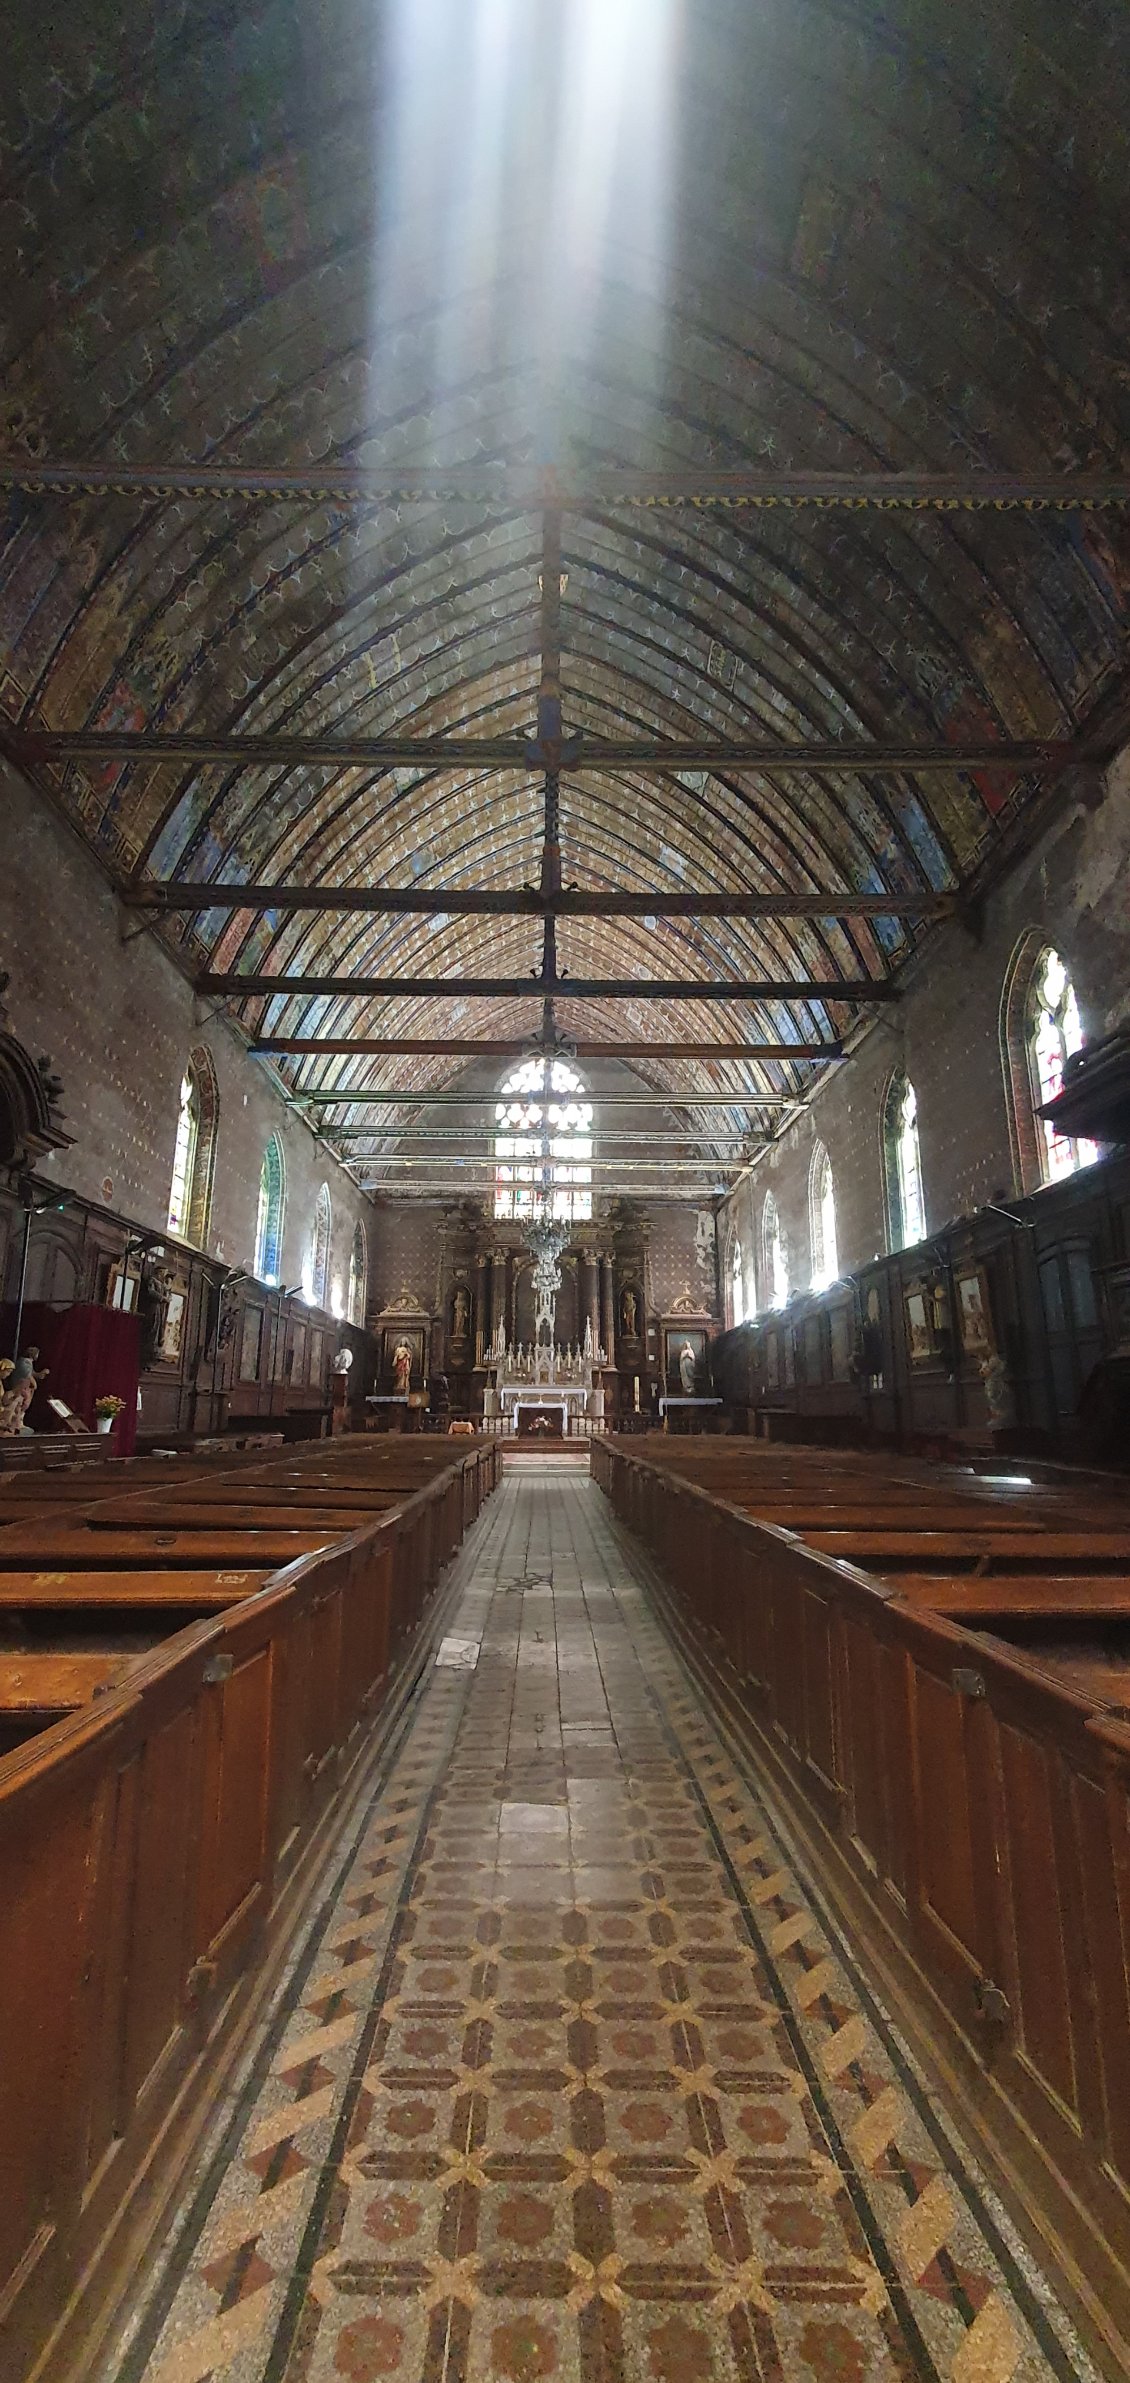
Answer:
xmin=523 ymin=1204 xmax=571 ymax=1285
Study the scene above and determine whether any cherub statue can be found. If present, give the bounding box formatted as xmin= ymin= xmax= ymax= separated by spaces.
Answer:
xmin=0 ymin=1347 xmax=46 ymax=1437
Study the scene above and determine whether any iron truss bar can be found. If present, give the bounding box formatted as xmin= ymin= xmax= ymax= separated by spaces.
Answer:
xmin=326 ymin=1128 xmax=761 ymax=1144
xmin=295 ymin=1089 xmax=804 ymax=1107
xmin=361 ymin=1155 xmax=742 ymax=1170
xmin=16 ymin=730 xmax=1101 ymax=775
xmin=1 ymin=460 xmax=1128 ymax=510
xmin=366 ymin=1192 xmax=719 ymax=1205
xmin=130 ymin=885 xmax=953 ymax=919
xmin=199 ymin=972 xmax=895 ymax=1002
xmin=251 ymin=1037 xmax=842 ymax=1059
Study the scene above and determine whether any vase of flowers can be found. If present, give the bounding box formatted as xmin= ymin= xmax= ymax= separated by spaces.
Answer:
xmin=94 ymin=1394 xmax=125 ymax=1435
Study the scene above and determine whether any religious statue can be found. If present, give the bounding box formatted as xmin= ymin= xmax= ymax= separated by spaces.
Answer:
xmin=452 ymin=1285 xmax=471 ymax=1340
xmin=679 ymin=1340 xmax=698 ymax=1397
xmin=620 ymin=1287 xmax=638 ymax=1336
xmin=979 ymin=1351 xmax=1016 ymax=1430
xmin=0 ymin=1347 xmax=45 ymax=1437
xmin=392 ymin=1339 xmax=413 ymax=1397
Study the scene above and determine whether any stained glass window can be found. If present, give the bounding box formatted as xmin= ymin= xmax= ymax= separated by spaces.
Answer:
xmin=762 ymin=1192 xmax=789 ymax=1309
xmin=494 ymin=1057 xmax=593 ymax=1220
xmin=348 ymin=1220 xmax=368 ymax=1325
xmin=809 ymin=1143 xmax=839 ymax=1287
xmin=730 ymin=1237 xmax=746 ymax=1326
xmin=1028 ymin=948 xmax=1099 ymax=1183
xmin=167 ymin=1069 xmax=200 ymax=1238
xmin=884 ymin=1075 xmax=925 ymax=1250
xmin=254 ymin=1135 xmax=285 ymax=1282
xmin=304 ymin=1182 xmax=332 ymax=1306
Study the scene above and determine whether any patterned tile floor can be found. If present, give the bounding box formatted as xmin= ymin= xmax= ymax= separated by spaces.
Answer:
xmin=102 ymin=1459 xmax=1098 ymax=2383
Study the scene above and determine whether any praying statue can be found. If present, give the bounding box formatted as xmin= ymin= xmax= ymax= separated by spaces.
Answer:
xmin=0 ymin=1347 xmax=45 ymax=1437
xmin=392 ymin=1340 xmax=413 ymax=1397
xmin=679 ymin=1340 xmax=698 ymax=1397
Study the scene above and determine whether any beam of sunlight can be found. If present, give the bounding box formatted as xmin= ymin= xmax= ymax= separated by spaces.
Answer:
xmin=368 ymin=0 xmax=681 ymax=463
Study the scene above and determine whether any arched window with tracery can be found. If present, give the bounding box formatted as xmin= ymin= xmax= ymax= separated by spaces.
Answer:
xmin=166 ymin=1046 xmax=218 ymax=1245
xmin=304 ymin=1182 xmax=332 ymax=1307
xmin=1001 ymin=936 xmax=1099 ymax=1191
xmin=254 ymin=1135 xmax=286 ymax=1282
xmin=809 ymin=1142 xmax=838 ymax=1288
xmin=729 ymin=1236 xmax=746 ymax=1327
xmin=348 ymin=1219 xmax=368 ymax=1326
xmin=882 ymin=1073 xmax=925 ymax=1251
xmin=494 ymin=1057 xmax=593 ymax=1220
xmin=762 ymin=1192 xmax=789 ymax=1310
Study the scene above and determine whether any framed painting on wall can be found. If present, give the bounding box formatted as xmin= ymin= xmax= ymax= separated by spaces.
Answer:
xmin=382 ymin=1323 xmax=427 ymax=1388
xmin=829 ymin=1303 xmax=853 ymax=1382
xmin=106 ymin=1262 xmax=139 ymax=1314
xmin=239 ymin=1304 xmax=262 ymax=1381
xmin=663 ymin=1325 xmax=707 ymax=1393
xmin=955 ymin=1266 xmax=994 ymax=1356
xmin=905 ymin=1286 xmax=932 ymax=1363
xmin=162 ymin=1289 xmax=188 ymax=1364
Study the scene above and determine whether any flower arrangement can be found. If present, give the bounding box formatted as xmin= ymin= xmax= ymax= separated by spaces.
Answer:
xmin=94 ymin=1393 xmax=126 ymax=1419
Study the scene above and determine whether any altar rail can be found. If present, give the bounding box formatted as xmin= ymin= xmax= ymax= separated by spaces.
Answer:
xmin=591 ymin=1434 xmax=1130 ymax=2372
xmin=0 ymin=1435 xmax=499 ymax=2383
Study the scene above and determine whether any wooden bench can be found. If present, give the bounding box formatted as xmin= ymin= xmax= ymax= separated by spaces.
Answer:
xmin=0 ymin=1434 xmax=500 ymax=2383
xmin=590 ymin=1431 xmax=1130 ymax=2370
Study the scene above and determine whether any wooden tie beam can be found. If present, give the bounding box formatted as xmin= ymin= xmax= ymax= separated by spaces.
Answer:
xmin=250 ymin=1036 xmax=843 ymax=1059
xmin=13 ymin=729 xmax=1101 ymax=775
xmin=2 ymin=460 xmax=1129 ymax=507
xmin=124 ymin=885 xmax=956 ymax=919
xmin=199 ymin=971 xmax=896 ymax=1002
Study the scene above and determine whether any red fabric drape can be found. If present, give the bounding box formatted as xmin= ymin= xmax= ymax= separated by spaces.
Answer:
xmin=1 ymin=1302 xmax=141 ymax=1453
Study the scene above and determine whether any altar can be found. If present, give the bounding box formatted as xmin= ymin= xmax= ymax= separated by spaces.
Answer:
xmin=515 ymin=1402 xmax=567 ymax=1437
xmin=485 ymin=1321 xmax=606 ymax=1437
xmin=502 ymin=1382 xmax=590 ymax=1435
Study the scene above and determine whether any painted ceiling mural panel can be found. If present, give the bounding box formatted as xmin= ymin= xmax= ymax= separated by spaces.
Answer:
xmin=2 ymin=0 xmax=1130 ymax=1136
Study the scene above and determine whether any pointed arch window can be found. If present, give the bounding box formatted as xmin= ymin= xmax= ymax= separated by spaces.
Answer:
xmin=809 ymin=1143 xmax=839 ymax=1288
xmin=348 ymin=1220 xmax=368 ymax=1326
xmin=762 ymin=1192 xmax=789 ymax=1310
xmin=1029 ymin=948 xmax=1099 ymax=1182
xmin=166 ymin=1047 xmax=218 ymax=1245
xmin=494 ymin=1056 xmax=593 ymax=1220
xmin=883 ymin=1074 xmax=925 ymax=1251
xmin=304 ymin=1183 xmax=332 ymax=1307
xmin=254 ymin=1135 xmax=286 ymax=1282
xmin=729 ymin=1236 xmax=746 ymax=1327
xmin=1002 ymin=938 xmax=1099 ymax=1190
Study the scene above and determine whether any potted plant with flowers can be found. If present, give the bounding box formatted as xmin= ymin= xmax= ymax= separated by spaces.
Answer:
xmin=94 ymin=1393 xmax=126 ymax=1436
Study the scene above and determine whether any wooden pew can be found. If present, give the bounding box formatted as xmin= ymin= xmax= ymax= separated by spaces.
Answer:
xmin=590 ymin=1432 xmax=1130 ymax=2369
xmin=0 ymin=1435 xmax=499 ymax=2383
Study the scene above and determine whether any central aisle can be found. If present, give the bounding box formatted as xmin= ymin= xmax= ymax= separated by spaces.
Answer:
xmin=107 ymin=1460 xmax=1090 ymax=2383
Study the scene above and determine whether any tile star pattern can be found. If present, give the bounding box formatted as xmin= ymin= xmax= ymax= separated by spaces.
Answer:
xmin=102 ymin=1458 xmax=1097 ymax=2383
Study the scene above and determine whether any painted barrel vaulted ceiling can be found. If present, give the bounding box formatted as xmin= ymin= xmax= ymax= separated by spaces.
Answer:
xmin=2 ymin=0 xmax=1130 ymax=1176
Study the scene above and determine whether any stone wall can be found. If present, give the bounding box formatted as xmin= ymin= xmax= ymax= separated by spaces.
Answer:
xmin=722 ymin=748 xmax=1130 ymax=1310
xmin=0 ymin=762 xmax=375 ymax=1297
